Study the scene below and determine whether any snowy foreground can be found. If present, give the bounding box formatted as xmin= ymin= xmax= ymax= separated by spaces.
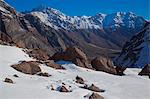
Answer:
xmin=0 ymin=45 xmax=150 ymax=99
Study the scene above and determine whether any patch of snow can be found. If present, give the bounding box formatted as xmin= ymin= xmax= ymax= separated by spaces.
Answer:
xmin=0 ymin=45 xmax=150 ymax=99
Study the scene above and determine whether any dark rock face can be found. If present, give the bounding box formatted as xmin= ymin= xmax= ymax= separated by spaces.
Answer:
xmin=27 ymin=49 xmax=50 ymax=61
xmin=59 ymin=86 xmax=69 ymax=92
xmin=51 ymin=46 xmax=92 ymax=69
xmin=44 ymin=60 xmax=65 ymax=69
xmin=114 ymin=22 xmax=150 ymax=68
xmin=4 ymin=78 xmax=13 ymax=84
xmin=138 ymin=64 xmax=150 ymax=77
xmin=89 ymin=93 xmax=104 ymax=99
xmin=11 ymin=61 xmax=41 ymax=75
xmin=91 ymin=57 xmax=117 ymax=74
xmin=76 ymin=76 xmax=85 ymax=84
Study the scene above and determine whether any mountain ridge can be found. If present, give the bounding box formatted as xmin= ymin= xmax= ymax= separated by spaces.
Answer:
xmin=0 ymin=0 xmax=147 ymax=59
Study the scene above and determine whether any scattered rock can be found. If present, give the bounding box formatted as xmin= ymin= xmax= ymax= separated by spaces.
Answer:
xmin=51 ymin=85 xmax=55 ymax=90
xmin=138 ymin=64 xmax=150 ymax=77
xmin=76 ymin=75 xmax=85 ymax=84
xmin=59 ymin=85 xmax=69 ymax=92
xmin=45 ymin=60 xmax=65 ymax=69
xmin=82 ymin=84 xmax=105 ymax=92
xmin=27 ymin=49 xmax=50 ymax=61
xmin=37 ymin=72 xmax=51 ymax=77
xmin=4 ymin=78 xmax=13 ymax=84
xmin=13 ymin=74 xmax=19 ymax=77
xmin=91 ymin=57 xmax=117 ymax=74
xmin=51 ymin=46 xmax=92 ymax=69
xmin=89 ymin=92 xmax=104 ymax=99
xmin=88 ymin=84 xmax=105 ymax=92
xmin=11 ymin=61 xmax=41 ymax=75
xmin=115 ymin=66 xmax=126 ymax=76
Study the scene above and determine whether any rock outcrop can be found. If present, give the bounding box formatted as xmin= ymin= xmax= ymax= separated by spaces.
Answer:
xmin=27 ymin=49 xmax=50 ymax=61
xmin=138 ymin=64 xmax=150 ymax=77
xmin=114 ymin=22 xmax=150 ymax=68
xmin=11 ymin=61 xmax=41 ymax=75
xmin=91 ymin=57 xmax=117 ymax=74
xmin=51 ymin=46 xmax=92 ymax=69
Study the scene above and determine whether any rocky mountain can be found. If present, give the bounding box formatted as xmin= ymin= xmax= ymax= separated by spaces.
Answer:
xmin=114 ymin=22 xmax=150 ymax=68
xmin=0 ymin=0 xmax=146 ymax=59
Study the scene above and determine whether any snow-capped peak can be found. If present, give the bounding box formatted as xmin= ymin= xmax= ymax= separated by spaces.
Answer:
xmin=29 ymin=7 xmax=145 ymax=30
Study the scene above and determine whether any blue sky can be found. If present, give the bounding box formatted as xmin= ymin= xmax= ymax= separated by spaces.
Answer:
xmin=5 ymin=0 xmax=150 ymax=19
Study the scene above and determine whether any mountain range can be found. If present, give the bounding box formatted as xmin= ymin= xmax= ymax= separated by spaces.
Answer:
xmin=0 ymin=0 xmax=147 ymax=59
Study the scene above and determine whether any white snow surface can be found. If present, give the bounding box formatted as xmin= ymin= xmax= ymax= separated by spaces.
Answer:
xmin=0 ymin=44 xmax=150 ymax=99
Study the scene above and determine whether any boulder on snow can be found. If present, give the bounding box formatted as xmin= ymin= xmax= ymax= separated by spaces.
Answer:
xmin=11 ymin=61 xmax=41 ymax=75
xmin=4 ymin=78 xmax=13 ymax=84
xmin=44 ymin=60 xmax=65 ymax=69
xmin=76 ymin=75 xmax=85 ymax=84
xmin=91 ymin=57 xmax=117 ymax=75
xmin=82 ymin=84 xmax=105 ymax=92
xmin=51 ymin=46 xmax=92 ymax=69
xmin=37 ymin=72 xmax=51 ymax=77
xmin=13 ymin=74 xmax=19 ymax=77
xmin=138 ymin=64 xmax=150 ymax=77
xmin=27 ymin=49 xmax=50 ymax=61
xmin=59 ymin=85 xmax=69 ymax=92
xmin=89 ymin=92 xmax=104 ymax=99
xmin=88 ymin=84 xmax=105 ymax=92
xmin=115 ymin=66 xmax=126 ymax=76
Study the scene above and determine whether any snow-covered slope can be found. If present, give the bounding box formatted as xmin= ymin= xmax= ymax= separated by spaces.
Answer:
xmin=30 ymin=7 xmax=145 ymax=30
xmin=114 ymin=22 xmax=150 ymax=68
xmin=0 ymin=44 xmax=150 ymax=99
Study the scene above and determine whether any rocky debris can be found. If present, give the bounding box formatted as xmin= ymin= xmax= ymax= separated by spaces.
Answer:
xmin=76 ymin=76 xmax=85 ymax=84
xmin=37 ymin=72 xmax=51 ymax=77
xmin=115 ymin=66 xmax=126 ymax=76
xmin=138 ymin=64 xmax=150 ymax=77
xmin=13 ymin=74 xmax=19 ymax=77
xmin=89 ymin=92 xmax=104 ymax=99
xmin=59 ymin=85 xmax=70 ymax=92
xmin=4 ymin=78 xmax=13 ymax=84
xmin=44 ymin=60 xmax=65 ymax=69
xmin=11 ymin=61 xmax=41 ymax=75
xmin=51 ymin=46 xmax=92 ymax=69
xmin=91 ymin=57 xmax=117 ymax=74
xmin=27 ymin=49 xmax=50 ymax=61
xmin=82 ymin=84 xmax=105 ymax=92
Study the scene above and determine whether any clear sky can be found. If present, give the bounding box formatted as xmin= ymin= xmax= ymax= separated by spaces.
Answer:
xmin=5 ymin=0 xmax=150 ymax=19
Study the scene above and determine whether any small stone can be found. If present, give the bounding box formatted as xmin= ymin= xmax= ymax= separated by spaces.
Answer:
xmin=76 ymin=75 xmax=85 ymax=84
xmin=4 ymin=78 xmax=13 ymax=84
